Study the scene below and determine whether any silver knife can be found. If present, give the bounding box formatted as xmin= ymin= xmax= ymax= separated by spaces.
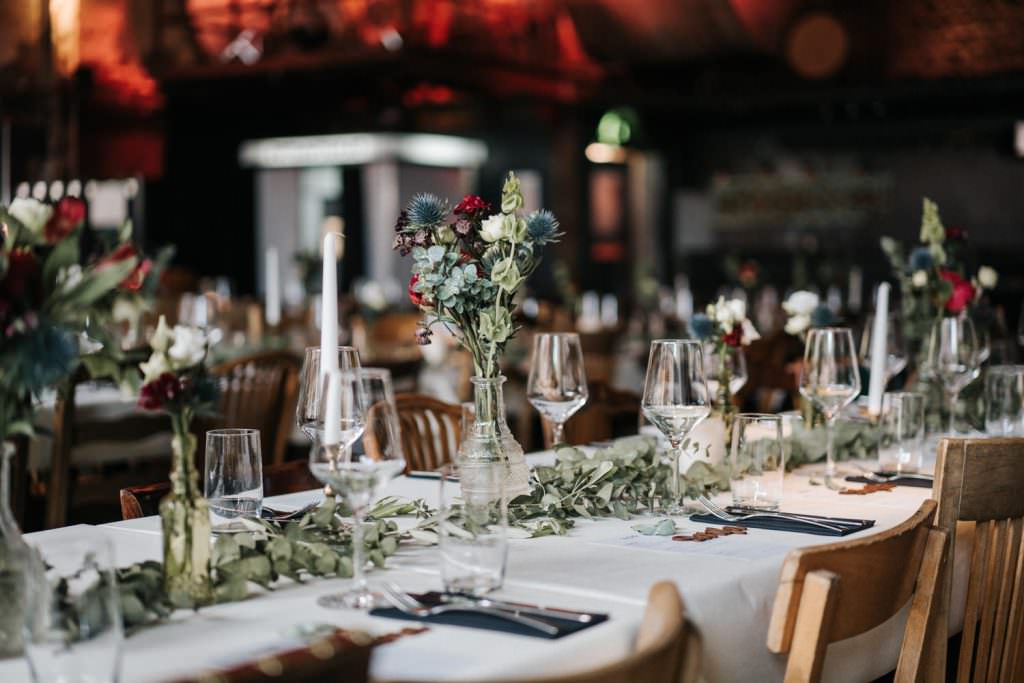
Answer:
xmin=442 ymin=594 xmax=595 ymax=623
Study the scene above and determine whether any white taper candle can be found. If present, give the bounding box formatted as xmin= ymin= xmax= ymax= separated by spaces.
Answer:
xmin=867 ymin=282 xmax=891 ymax=417
xmin=320 ymin=232 xmax=342 ymax=376
xmin=265 ymin=246 xmax=281 ymax=327
xmin=323 ymin=369 xmax=342 ymax=446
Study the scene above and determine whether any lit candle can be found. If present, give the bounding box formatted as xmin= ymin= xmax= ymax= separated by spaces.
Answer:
xmin=265 ymin=246 xmax=281 ymax=328
xmin=320 ymin=232 xmax=342 ymax=376
xmin=867 ymin=282 xmax=891 ymax=418
xmin=323 ymin=369 xmax=342 ymax=446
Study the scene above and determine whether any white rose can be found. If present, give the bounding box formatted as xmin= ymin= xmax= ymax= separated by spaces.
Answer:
xmin=712 ymin=297 xmax=733 ymax=325
xmin=977 ymin=266 xmax=998 ymax=289
xmin=149 ymin=315 xmax=174 ymax=353
xmin=480 ymin=214 xmax=506 ymax=243
xmin=740 ymin=318 xmax=761 ymax=345
xmin=7 ymin=198 xmax=53 ymax=236
xmin=140 ymin=352 xmax=170 ymax=384
xmin=782 ymin=290 xmax=819 ymax=316
xmin=726 ymin=298 xmax=747 ymax=323
xmin=785 ymin=314 xmax=811 ymax=336
xmin=912 ymin=270 xmax=928 ymax=289
xmin=167 ymin=325 xmax=208 ymax=369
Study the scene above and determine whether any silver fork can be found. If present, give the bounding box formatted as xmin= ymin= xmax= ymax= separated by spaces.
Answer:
xmin=697 ymin=496 xmax=847 ymax=533
xmin=380 ymin=584 xmax=560 ymax=636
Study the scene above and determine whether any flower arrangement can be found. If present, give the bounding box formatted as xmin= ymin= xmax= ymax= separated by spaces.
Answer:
xmin=880 ymin=198 xmax=996 ymax=344
xmin=689 ymin=297 xmax=760 ymax=416
xmin=394 ymin=172 xmax=561 ymax=378
xmin=137 ymin=316 xmax=218 ymax=604
xmin=781 ymin=290 xmax=836 ymax=337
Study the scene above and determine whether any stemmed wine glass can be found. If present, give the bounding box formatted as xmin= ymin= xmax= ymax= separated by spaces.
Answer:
xmin=924 ymin=316 xmax=980 ymax=435
xmin=641 ymin=340 xmax=710 ymax=514
xmin=859 ymin=313 xmax=908 ymax=387
xmin=296 ymin=346 xmax=363 ymax=441
xmin=799 ymin=328 xmax=861 ymax=490
xmin=527 ymin=333 xmax=589 ymax=447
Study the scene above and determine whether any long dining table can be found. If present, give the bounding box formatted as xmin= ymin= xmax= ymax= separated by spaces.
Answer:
xmin=0 ymin=448 xmax=970 ymax=683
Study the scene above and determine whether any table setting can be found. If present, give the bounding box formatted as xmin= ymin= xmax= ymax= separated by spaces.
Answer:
xmin=0 ymin=181 xmax=1015 ymax=683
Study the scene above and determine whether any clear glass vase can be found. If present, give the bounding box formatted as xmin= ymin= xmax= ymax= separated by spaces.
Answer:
xmin=0 ymin=441 xmax=32 ymax=657
xmin=457 ymin=376 xmax=531 ymax=499
xmin=159 ymin=413 xmax=213 ymax=605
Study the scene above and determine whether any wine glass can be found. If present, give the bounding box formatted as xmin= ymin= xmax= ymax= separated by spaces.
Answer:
xmin=799 ymin=327 xmax=861 ymax=490
xmin=527 ymin=333 xmax=589 ymax=447
xmin=924 ymin=316 xmax=980 ymax=435
xmin=310 ymin=368 xmax=405 ymax=610
xmin=641 ymin=340 xmax=710 ymax=514
xmin=703 ymin=343 xmax=747 ymax=407
xmin=296 ymin=346 xmax=363 ymax=441
xmin=859 ymin=313 xmax=908 ymax=386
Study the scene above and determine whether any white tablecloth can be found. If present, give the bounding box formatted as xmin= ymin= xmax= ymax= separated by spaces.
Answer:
xmin=0 ymin=452 xmax=969 ymax=683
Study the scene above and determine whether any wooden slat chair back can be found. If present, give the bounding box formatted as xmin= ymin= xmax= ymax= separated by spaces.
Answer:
xmin=120 ymin=460 xmax=320 ymax=520
xmin=210 ymin=351 xmax=301 ymax=466
xmin=928 ymin=437 xmax=1024 ymax=683
xmin=392 ymin=394 xmax=462 ymax=472
xmin=380 ymin=581 xmax=699 ymax=683
xmin=767 ymin=499 xmax=947 ymax=683
xmin=165 ymin=628 xmax=371 ymax=683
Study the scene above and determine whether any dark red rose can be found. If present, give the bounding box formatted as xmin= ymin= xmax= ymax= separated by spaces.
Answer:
xmin=139 ymin=372 xmax=185 ymax=411
xmin=408 ymin=274 xmax=426 ymax=307
xmin=738 ymin=261 xmax=758 ymax=287
xmin=722 ymin=328 xmax=742 ymax=347
xmin=98 ymin=243 xmax=149 ymax=291
xmin=945 ymin=225 xmax=966 ymax=241
xmin=939 ymin=270 xmax=976 ymax=314
xmin=44 ymin=197 xmax=86 ymax=244
xmin=453 ymin=195 xmax=491 ymax=216
xmin=1 ymin=249 xmax=41 ymax=302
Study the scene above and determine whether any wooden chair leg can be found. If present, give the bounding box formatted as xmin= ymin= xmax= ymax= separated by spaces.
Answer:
xmin=46 ymin=392 xmax=75 ymax=529
xmin=784 ymin=570 xmax=840 ymax=683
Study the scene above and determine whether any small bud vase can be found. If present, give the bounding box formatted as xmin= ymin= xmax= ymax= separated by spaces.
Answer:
xmin=160 ymin=412 xmax=213 ymax=605
xmin=458 ymin=376 xmax=530 ymax=499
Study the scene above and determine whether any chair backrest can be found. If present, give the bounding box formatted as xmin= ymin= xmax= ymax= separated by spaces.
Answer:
xmin=164 ymin=628 xmax=371 ymax=683
xmin=120 ymin=460 xmax=321 ymax=520
xmin=378 ymin=581 xmax=698 ymax=683
xmin=391 ymin=394 xmax=462 ymax=472
xmin=928 ymin=437 xmax=1024 ymax=683
xmin=767 ymin=499 xmax=947 ymax=683
xmin=210 ymin=351 xmax=301 ymax=465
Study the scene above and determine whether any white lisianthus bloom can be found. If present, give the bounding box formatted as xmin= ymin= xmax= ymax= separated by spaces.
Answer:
xmin=712 ymin=297 xmax=733 ymax=325
xmin=480 ymin=214 xmax=506 ymax=243
xmin=740 ymin=319 xmax=761 ymax=345
xmin=726 ymin=298 xmax=746 ymax=324
xmin=785 ymin=314 xmax=811 ymax=336
xmin=436 ymin=224 xmax=456 ymax=245
xmin=782 ymin=290 xmax=819 ymax=316
xmin=149 ymin=315 xmax=174 ymax=353
xmin=140 ymin=352 xmax=170 ymax=384
xmin=7 ymin=198 xmax=53 ymax=237
xmin=977 ymin=266 xmax=998 ymax=289
xmin=167 ymin=325 xmax=208 ymax=370
xmin=912 ymin=270 xmax=928 ymax=289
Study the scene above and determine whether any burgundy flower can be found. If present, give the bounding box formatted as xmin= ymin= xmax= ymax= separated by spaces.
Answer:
xmin=139 ymin=372 xmax=186 ymax=411
xmin=453 ymin=195 xmax=491 ymax=216
xmin=945 ymin=225 xmax=966 ymax=241
xmin=1 ymin=249 xmax=41 ymax=303
xmin=414 ymin=326 xmax=433 ymax=346
xmin=98 ymin=243 xmax=150 ymax=291
xmin=939 ymin=270 xmax=976 ymax=314
xmin=394 ymin=210 xmax=410 ymax=233
xmin=44 ymin=197 xmax=86 ymax=244
xmin=453 ymin=218 xmax=475 ymax=237
xmin=408 ymin=274 xmax=426 ymax=308
xmin=722 ymin=328 xmax=742 ymax=348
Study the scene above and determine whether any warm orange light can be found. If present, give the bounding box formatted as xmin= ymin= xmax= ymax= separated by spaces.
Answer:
xmin=49 ymin=0 xmax=80 ymax=76
xmin=585 ymin=142 xmax=627 ymax=164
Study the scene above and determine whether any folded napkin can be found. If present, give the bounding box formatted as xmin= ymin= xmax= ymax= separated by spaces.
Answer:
xmin=370 ymin=592 xmax=608 ymax=639
xmin=689 ymin=511 xmax=874 ymax=537
xmin=844 ymin=474 xmax=932 ymax=489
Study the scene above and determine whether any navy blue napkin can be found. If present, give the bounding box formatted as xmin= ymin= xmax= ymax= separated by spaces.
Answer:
xmin=370 ymin=592 xmax=608 ymax=639
xmin=690 ymin=511 xmax=874 ymax=536
xmin=844 ymin=474 xmax=932 ymax=489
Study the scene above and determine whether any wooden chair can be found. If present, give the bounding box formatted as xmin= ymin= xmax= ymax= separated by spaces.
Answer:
xmin=209 ymin=350 xmax=301 ymax=466
xmin=165 ymin=627 xmax=371 ymax=683
xmin=552 ymin=382 xmax=640 ymax=448
xmin=925 ymin=437 xmax=1024 ymax=683
xmin=380 ymin=581 xmax=699 ymax=683
xmin=119 ymin=460 xmax=321 ymax=520
xmin=767 ymin=499 xmax=947 ymax=683
xmin=391 ymin=394 xmax=463 ymax=472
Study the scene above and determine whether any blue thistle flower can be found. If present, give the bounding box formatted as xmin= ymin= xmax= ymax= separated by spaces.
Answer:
xmin=526 ymin=210 xmax=562 ymax=245
xmin=689 ymin=313 xmax=714 ymax=340
xmin=909 ymin=246 xmax=933 ymax=271
xmin=11 ymin=322 xmax=78 ymax=395
xmin=810 ymin=304 xmax=835 ymax=328
xmin=406 ymin=193 xmax=449 ymax=229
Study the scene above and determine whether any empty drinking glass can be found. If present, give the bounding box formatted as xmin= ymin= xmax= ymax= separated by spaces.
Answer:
xmin=205 ymin=428 xmax=263 ymax=532
xmin=878 ymin=392 xmax=926 ymax=473
xmin=527 ymin=333 xmax=589 ymax=447
xmin=728 ymin=414 xmax=785 ymax=510
xmin=438 ymin=461 xmax=508 ymax=595
xmin=985 ymin=366 xmax=1024 ymax=436
xmin=924 ymin=316 xmax=980 ymax=435
xmin=24 ymin=529 xmax=123 ymax=683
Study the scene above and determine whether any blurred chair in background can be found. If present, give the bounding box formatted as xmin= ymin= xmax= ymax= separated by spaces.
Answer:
xmin=389 ymin=394 xmax=462 ymax=472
